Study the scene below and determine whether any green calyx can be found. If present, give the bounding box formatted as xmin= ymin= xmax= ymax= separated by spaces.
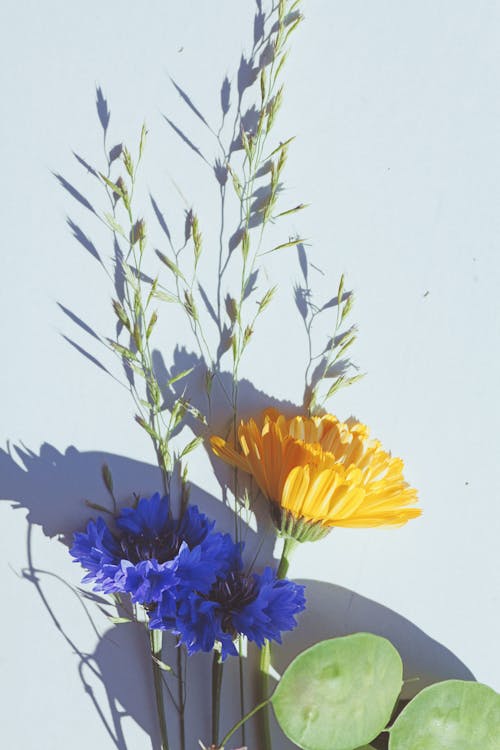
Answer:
xmin=271 ymin=505 xmax=332 ymax=543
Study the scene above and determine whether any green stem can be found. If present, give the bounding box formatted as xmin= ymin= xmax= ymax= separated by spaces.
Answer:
xmin=212 ymin=650 xmax=224 ymax=746
xmin=177 ymin=644 xmax=186 ymax=750
xmin=258 ymin=535 xmax=299 ymax=750
xmin=277 ymin=536 xmax=298 ymax=579
xmin=238 ymin=643 xmax=246 ymax=747
xmin=149 ymin=629 xmax=169 ymax=750
xmin=218 ymin=698 xmax=271 ymax=749
xmin=258 ymin=640 xmax=273 ymax=750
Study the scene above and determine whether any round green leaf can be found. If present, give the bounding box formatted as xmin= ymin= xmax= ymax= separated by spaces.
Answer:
xmin=389 ymin=679 xmax=500 ymax=750
xmin=271 ymin=633 xmax=403 ymax=750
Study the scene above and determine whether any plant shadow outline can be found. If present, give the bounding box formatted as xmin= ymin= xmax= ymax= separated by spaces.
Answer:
xmin=1 ymin=443 xmax=475 ymax=750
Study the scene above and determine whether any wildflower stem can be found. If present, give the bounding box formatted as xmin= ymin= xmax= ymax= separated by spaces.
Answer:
xmin=217 ymin=698 xmax=271 ymax=749
xmin=212 ymin=650 xmax=224 ymax=746
xmin=258 ymin=640 xmax=273 ymax=750
xmin=238 ymin=641 xmax=246 ymax=746
xmin=149 ymin=628 xmax=169 ymax=750
xmin=277 ymin=536 xmax=298 ymax=578
xmin=177 ymin=644 xmax=186 ymax=750
xmin=258 ymin=535 xmax=299 ymax=750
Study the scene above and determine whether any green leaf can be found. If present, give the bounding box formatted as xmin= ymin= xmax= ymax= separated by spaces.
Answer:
xmin=388 ymin=680 xmax=500 ymax=750
xmin=129 ymin=363 xmax=146 ymax=378
xmin=139 ymin=123 xmax=148 ymax=158
xmin=112 ymin=299 xmax=131 ymax=330
xmin=170 ymin=400 xmax=187 ymax=428
xmin=258 ymin=286 xmax=277 ymax=314
xmin=122 ymin=147 xmax=134 ymax=177
xmin=272 ymin=633 xmax=403 ymax=750
xmin=156 ymin=250 xmax=187 ymax=282
xmin=179 ymin=435 xmax=203 ymax=458
xmin=274 ymin=203 xmax=310 ymax=218
xmin=324 ymin=373 xmax=364 ymax=401
xmin=262 ymin=237 xmax=306 ymax=256
xmin=100 ymin=173 xmax=125 ymax=197
xmin=104 ymin=213 xmax=126 ymax=237
xmin=121 ymin=261 xmax=139 ymax=290
xmin=333 ymin=333 xmax=357 ymax=362
xmin=135 ymin=415 xmax=158 ymax=439
xmin=167 ymin=367 xmax=194 ymax=386
xmin=146 ymin=310 xmax=158 ymax=339
xmin=337 ymin=273 xmax=345 ymax=305
xmin=153 ymin=289 xmax=178 ymax=303
xmin=265 ymin=136 xmax=295 ymax=160
xmin=325 ymin=376 xmax=347 ymax=399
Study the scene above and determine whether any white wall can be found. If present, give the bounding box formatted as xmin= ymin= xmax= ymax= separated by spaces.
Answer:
xmin=1 ymin=1 xmax=499 ymax=748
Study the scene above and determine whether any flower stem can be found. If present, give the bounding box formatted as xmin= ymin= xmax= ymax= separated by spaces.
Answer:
xmin=218 ymin=698 xmax=271 ymax=749
xmin=258 ymin=536 xmax=299 ymax=750
xmin=258 ymin=640 xmax=273 ymax=750
xmin=238 ymin=642 xmax=246 ymax=747
xmin=277 ymin=536 xmax=298 ymax=578
xmin=149 ymin=629 xmax=169 ymax=750
xmin=177 ymin=644 xmax=186 ymax=750
xmin=212 ymin=650 xmax=224 ymax=747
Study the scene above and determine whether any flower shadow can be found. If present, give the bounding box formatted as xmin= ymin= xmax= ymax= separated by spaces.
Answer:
xmin=0 ymin=442 xmax=271 ymax=749
xmin=1 ymin=443 xmax=475 ymax=750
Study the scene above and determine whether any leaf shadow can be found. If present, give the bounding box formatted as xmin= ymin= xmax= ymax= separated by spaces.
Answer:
xmin=0 ymin=442 xmax=476 ymax=750
xmin=0 ymin=442 xmax=275 ymax=748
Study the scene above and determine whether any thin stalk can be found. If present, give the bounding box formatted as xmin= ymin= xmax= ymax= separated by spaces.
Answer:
xmin=149 ymin=628 xmax=169 ymax=750
xmin=212 ymin=651 xmax=224 ymax=747
xmin=258 ymin=535 xmax=299 ymax=750
xmin=177 ymin=644 xmax=186 ymax=750
xmin=258 ymin=640 xmax=273 ymax=750
xmin=238 ymin=644 xmax=246 ymax=747
xmin=218 ymin=698 xmax=271 ymax=749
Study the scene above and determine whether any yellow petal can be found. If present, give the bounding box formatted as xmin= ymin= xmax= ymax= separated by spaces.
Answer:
xmin=210 ymin=409 xmax=420 ymax=531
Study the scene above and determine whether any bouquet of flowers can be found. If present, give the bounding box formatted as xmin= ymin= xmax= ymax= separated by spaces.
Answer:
xmin=11 ymin=1 xmax=499 ymax=749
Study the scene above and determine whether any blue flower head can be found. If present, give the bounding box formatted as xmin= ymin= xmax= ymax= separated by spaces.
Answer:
xmin=148 ymin=531 xmax=241 ymax=631
xmin=172 ymin=552 xmax=306 ymax=660
xmin=70 ymin=493 xmax=232 ymax=610
xmin=71 ymin=517 xmax=122 ymax=591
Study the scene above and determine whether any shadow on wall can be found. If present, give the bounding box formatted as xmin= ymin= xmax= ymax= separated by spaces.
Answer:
xmin=0 ymin=444 xmax=474 ymax=750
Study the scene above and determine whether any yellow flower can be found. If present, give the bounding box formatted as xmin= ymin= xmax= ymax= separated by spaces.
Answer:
xmin=210 ymin=409 xmax=420 ymax=541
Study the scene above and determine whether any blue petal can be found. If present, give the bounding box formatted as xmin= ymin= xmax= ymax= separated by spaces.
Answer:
xmin=233 ymin=568 xmax=306 ymax=646
xmin=176 ymin=534 xmax=242 ymax=594
xmin=175 ymin=593 xmax=226 ymax=655
xmin=148 ymin=588 xmax=178 ymax=630
xmin=116 ymin=492 xmax=170 ymax=536
xmin=117 ymin=558 xmax=179 ymax=604
xmin=70 ymin=517 xmax=121 ymax=583
xmin=175 ymin=505 xmax=215 ymax=547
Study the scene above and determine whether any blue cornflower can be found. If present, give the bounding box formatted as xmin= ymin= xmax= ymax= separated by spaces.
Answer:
xmin=70 ymin=493 xmax=233 ymax=611
xmin=170 ymin=551 xmax=306 ymax=660
xmin=148 ymin=531 xmax=240 ymax=631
